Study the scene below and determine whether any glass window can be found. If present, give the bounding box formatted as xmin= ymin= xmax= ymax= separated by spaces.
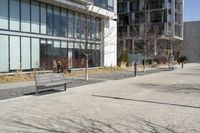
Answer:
xmin=47 ymin=5 xmax=53 ymax=35
xmin=80 ymin=43 xmax=85 ymax=49
xmin=0 ymin=0 xmax=8 ymax=29
xmin=87 ymin=43 xmax=92 ymax=49
xmin=53 ymin=41 xmax=60 ymax=57
xmin=61 ymin=9 xmax=68 ymax=37
xmin=108 ymin=0 xmax=113 ymax=7
xmin=60 ymin=41 xmax=68 ymax=69
xmin=31 ymin=38 xmax=40 ymax=68
xmin=94 ymin=0 xmax=107 ymax=9
xmin=68 ymin=10 xmax=74 ymax=38
xmin=95 ymin=18 xmax=101 ymax=39
xmin=96 ymin=44 xmax=100 ymax=50
xmin=61 ymin=41 xmax=67 ymax=48
xmin=130 ymin=0 xmax=139 ymax=12
xmin=40 ymin=39 xmax=46 ymax=44
xmin=75 ymin=13 xmax=81 ymax=38
xmin=68 ymin=49 xmax=73 ymax=68
xmin=53 ymin=7 xmax=61 ymax=36
xmin=10 ymin=0 xmax=20 ymax=31
xmin=54 ymin=41 xmax=60 ymax=48
xmin=47 ymin=40 xmax=53 ymax=45
xmin=89 ymin=49 xmax=100 ymax=67
xmin=31 ymin=1 xmax=39 ymax=33
xmin=117 ymin=2 xmax=127 ymax=13
xmin=40 ymin=39 xmax=53 ymax=69
xmin=0 ymin=35 xmax=9 ymax=72
xmin=40 ymin=3 xmax=47 ymax=34
xmin=10 ymin=36 xmax=20 ymax=70
xmin=21 ymin=0 xmax=30 ymax=32
xmin=91 ymin=18 xmax=96 ymax=40
xmin=73 ymin=48 xmax=85 ymax=68
xmin=68 ymin=42 xmax=74 ymax=49
xmin=61 ymin=41 xmax=67 ymax=57
xmin=80 ymin=14 xmax=86 ymax=39
xmin=91 ymin=44 xmax=96 ymax=50
xmin=94 ymin=0 xmax=114 ymax=11
xmin=21 ymin=37 xmax=31 ymax=69
xmin=74 ymin=42 xmax=80 ymax=49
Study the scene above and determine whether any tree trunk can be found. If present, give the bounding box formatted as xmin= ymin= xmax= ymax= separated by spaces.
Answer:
xmin=85 ymin=54 xmax=89 ymax=81
xmin=143 ymin=54 xmax=146 ymax=72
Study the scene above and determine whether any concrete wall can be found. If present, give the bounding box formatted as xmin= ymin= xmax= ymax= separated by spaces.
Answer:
xmin=181 ymin=21 xmax=200 ymax=63
xmin=103 ymin=19 xmax=117 ymax=67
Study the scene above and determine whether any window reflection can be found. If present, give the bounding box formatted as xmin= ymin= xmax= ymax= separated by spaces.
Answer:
xmin=10 ymin=0 xmax=20 ymax=31
xmin=53 ymin=7 xmax=61 ymax=36
xmin=47 ymin=5 xmax=53 ymax=35
xmin=0 ymin=0 xmax=8 ymax=29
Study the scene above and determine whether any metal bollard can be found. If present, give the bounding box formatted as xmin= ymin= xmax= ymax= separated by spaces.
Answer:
xmin=134 ymin=62 xmax=137 ymax=77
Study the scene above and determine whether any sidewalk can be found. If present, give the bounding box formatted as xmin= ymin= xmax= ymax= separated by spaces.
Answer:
xmin=0 ymin=63 xmax=199 ymax=132
xmin=0 ymin=64 xmax=183 ymax=100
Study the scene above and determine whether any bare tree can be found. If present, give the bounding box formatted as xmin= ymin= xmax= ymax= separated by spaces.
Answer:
xmin=157 ymin=38 xmax=182 ymax=69
xmin=71 ymin=1 xmax=115 ymax=80
xmin=131 ymin=8 xmax=161 ymax=71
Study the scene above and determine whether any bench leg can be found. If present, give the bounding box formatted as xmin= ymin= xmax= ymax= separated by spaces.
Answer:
xmin=64 ymin=83 xmax=67 ymax=91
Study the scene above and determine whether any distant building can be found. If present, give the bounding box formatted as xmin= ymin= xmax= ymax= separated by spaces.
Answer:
xmin=0 ymin=0 xmax=117 ymax=73
xmin=117 ymin=0 xmax=183 ymax=62
xmin=181 ymin=21 xmax=200 ymax=63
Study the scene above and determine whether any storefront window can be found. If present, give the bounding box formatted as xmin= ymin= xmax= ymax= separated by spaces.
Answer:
xmin=10 ymin=36 xmax=20 ymax=70
xmin=0 ymin=35 xmax=9 ymax=72
xmin=21 ymin=37 xmax=31 ymax=69
xmin=31 ymin=38 xmax=40 ymax=68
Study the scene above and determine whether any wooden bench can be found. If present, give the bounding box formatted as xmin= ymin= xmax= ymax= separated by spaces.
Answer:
xmin=34 ymin=73 xmax=72 ymax=95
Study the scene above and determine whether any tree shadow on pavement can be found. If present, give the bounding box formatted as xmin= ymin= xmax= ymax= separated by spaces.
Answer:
xmin=1 ymin=115 xmax=181 ymax=133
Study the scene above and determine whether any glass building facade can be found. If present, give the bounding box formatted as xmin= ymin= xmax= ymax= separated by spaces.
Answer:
xmin=117 ymin=0 xmax=183 ymax=58
xmin=0 ymin=0 xmax=109 ymax=72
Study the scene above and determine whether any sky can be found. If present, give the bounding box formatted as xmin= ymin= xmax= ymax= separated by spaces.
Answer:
xmin=184 ymin=0 xmax=200 ymax=22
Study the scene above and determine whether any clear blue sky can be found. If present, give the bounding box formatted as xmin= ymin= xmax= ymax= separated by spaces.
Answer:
xmin=184 ymin=0 xmax=200 ymax=22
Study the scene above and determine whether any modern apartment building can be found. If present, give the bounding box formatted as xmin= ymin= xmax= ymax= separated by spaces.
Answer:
xmin=181 ymin=21 xmax=200 ymax=63
xmin=117 ymin=0 xmax=183 ymax=60
xmin=0 ymin=0 xmax=117 ymax=72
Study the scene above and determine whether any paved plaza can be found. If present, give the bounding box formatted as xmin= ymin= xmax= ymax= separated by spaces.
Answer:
xmin=0 ymin=64 xmax=200 ymax=133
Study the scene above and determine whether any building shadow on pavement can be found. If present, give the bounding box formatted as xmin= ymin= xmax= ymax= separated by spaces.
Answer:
xmin=92 ymin=95 xmax=200 ymax=109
